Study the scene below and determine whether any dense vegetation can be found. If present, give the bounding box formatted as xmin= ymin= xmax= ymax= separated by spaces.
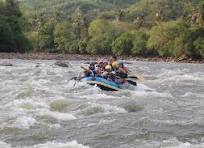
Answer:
xmin=0 ymin=0 xmax=204 ymax=59
xmin=0 ymin=0 xmax=31 ymax=52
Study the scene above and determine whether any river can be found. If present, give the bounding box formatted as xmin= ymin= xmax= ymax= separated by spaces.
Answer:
xmin=0 ymin=59 xmax=204 ymax=148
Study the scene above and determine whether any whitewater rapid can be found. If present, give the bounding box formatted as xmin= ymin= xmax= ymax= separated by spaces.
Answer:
xmin=0 ymin=59 xmax=204 ymax=148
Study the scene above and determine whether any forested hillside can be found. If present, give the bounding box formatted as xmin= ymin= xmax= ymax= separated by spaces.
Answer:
xmin=0 ymin=0 xmax=204 ymax=59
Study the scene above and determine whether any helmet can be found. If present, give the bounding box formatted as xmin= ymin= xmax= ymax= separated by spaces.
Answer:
xmin=118 ymin=61 xmax=123 ymax=65
xmin=105 ymin=65 xmax=112 ymax=72
xmin=112 ymin=61 xmax=119 ymax=69
xmin=118 ymin=61 xmax=124 ymax=67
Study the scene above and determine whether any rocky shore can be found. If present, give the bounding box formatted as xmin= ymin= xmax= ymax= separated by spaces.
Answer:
xmin=0 ymin=52 xmax=203 ymax=64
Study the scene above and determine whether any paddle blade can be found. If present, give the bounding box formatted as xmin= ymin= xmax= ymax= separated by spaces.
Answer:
xmin=127 ymin=80 xmax=137 ymax=86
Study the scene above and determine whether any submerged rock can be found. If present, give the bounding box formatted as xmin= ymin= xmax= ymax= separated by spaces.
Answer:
xmin=123 ymin=104 xmax=143 ymax=112
xmin=0 ymin=62 xmax=13 ymax=66
xmin=54 ymin=61 xmax=70 ymax=67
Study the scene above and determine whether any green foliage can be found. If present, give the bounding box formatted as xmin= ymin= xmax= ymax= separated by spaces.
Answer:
xmin=183 ymin=27 xmax=204 ymax=58
xmin=54 ymin=22 xmax=74 ymax=53
xmin=0 ymin=0 xmax=31 ymax=52
xmin=0 ymin=0 xmax=202 ymax=59
xmin=126 ymin=0 xmax=197 ymax=27
xmin=37 ymin=22 xmax=55 ymax=50
xmin=112 ymin=31 xmax=149 ymax=56
xmin=87 ymin=19 xmax=116 ymax=54
xmin=131 ymin=31 xmax=148 ymax=56
xmin=147 ymin=20 xmax=190 ymax=57
xmin=112 ymin=33 xmax=133 ymax=55
xmin=5 ymin=0 xmax=22 ymax=17
xmin=78 ymin=40 xmax=88 ymax=54
xmin=0 ymin=15 xmax=14 ymax=51
xmin=193 ymin=37 xmax=204 ymax=58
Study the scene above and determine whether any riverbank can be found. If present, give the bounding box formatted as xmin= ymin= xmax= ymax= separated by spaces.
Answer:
xmin=0 ymin=52 xmax=203 ymax=63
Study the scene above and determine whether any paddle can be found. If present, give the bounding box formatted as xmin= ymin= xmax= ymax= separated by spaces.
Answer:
xmin=128 ymin=74 xmax=145 ymax=81
xmin=127 ymin=79 xmax=137 ymax=86
xmin=69 ymin=77 xmax=78 ymax=81
xmin=114 ymin=75 xmax=137 ymax=86
xmin=134 ymin=74 xmax=145 ymax=81
xmin=127 ymin=76 xmax=138 ymax=79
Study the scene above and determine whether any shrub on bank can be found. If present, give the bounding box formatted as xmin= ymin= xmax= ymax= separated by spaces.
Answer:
xmin=112 ymin=32 xmax=133 ymax=55
xmin=87 ymin=19 xmax=116 ymax=54
xmin=147 ymin=20 xmax=190 ymax=57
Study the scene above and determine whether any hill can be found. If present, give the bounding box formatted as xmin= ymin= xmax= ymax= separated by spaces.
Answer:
xmin=0 ymin=0 xmax=204 ymax=59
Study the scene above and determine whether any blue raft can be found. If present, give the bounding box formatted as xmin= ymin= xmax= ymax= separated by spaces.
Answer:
xmin=82 ymin=76 xmax=122 ymax=91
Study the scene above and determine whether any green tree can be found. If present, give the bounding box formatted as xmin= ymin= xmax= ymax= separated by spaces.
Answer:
xmin=112 ymin=32 xmax=133 ymax=55
xmin=193 ymin=37 xmax=204 ymax=58
xmin=72 ymin=8 xmax=88 ymax=40
xmin=5 ymin=0 xmax=22 ymax=17
xmin=54 ymin=22 xmax=74 ymax=53
xmin=187 ymin=27 xmax=204 ymax=58
xmin=37 ymin=22 xmax=55 ymax=50
xmin=0 ymin=0 xmax=31 ymax=52
xmin=131 ymin=31 xmax=148 ymax=56
xmin=0 ymin=16 xmax=14 ymax=51
xmin=147 ymin=20 xmax=190 ymax=57
xmin=87 ymin=19 xmax=116 ymax=54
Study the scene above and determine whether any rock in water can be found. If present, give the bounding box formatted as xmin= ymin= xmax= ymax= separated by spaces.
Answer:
xmin=55 ymin=61 xmax=70 ymax=67
xmin=0 ymin=62 xmax=13 ymax=66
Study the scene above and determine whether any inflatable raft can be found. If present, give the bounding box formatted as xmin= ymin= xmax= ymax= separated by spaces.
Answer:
xmin=82 ymin=76 xmax=133 ymax=91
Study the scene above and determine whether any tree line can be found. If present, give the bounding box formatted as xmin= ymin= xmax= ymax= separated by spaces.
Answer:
xmin=0 ymin=0 xmax=31 ymax=52
xmin=0 ymin=0 xmax=204 ymax=59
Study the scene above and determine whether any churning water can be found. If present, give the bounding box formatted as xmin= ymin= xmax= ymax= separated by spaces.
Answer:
xmin=0 ymin=59 xmax=204 ymax=148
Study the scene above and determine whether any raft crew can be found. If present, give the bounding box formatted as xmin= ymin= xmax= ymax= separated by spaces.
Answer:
xmin=81 ymin=55 xmax=129 ymax=84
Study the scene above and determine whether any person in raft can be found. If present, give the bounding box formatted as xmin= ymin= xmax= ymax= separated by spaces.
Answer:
xmin=81 ymin=55 xmax=129 ymax=84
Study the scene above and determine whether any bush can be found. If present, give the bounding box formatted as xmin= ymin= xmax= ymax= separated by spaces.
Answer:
xmin=78 ymin=40 xmax=87 ymax=54
xmin=0 ymin=1 xmax=31 ymax=52
xmin=147 ymin=20 xmax=190 ymax=57
xmin=112 ymin=32 xmax=133 ymax=55
xmin=87 ymin=19 xmax=116 ymax=54
xmin=193 ymin=37 xmax=204 ymax=58
xmin=186 ymin=27 xmax=204 ymax=58
xmin=38 ymin=22 xmax=55 ymax=50
xmin=0 ymin=16 xmax=14 ymax=52
xmin=131 ymin=31 xmax=148 ymax=56
xmin=69 ymin=41 xmax=80 ymax=54
xmin=54 ymin=22 xmax=75 ymax=53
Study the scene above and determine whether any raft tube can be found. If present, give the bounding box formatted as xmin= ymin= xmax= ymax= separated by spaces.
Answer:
xmin=82 ymin=76 xmax=121 ymax=91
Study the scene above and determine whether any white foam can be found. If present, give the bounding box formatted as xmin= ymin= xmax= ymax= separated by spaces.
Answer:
xmin=38 ymin=109 xmax=76 ymax=121
xmin=32 ymin=141 xmax=89 ymax=148
xmin=162 ymin=138 xmax=204 ymax=148
xmin=0 ymin=141 xmax=11 ymax=148
xmin=131 ymin=90 xmax=173 ymax=98
xmin=133 ymin=138 xmax=204 ymax=148
xmin=49 ymin=111 xmax=76 ymax=121
xmin=158 ymin=69 xmax=204 ymax=82
xmin=77 ymin=102 xmax=126 ymax=116
xmin=47 ymin=123 xmax=61 ymax=129
xmin=98 ymin=119 xmax=116 ymax=125
xmin=0 ymin=141 xmax=90 ymax=148
xmin=11 ymin=116 xmax=36 ymax=129
xmin=5 ymin=99 xmax=49 ymax=110
xmin=136 ymin=83 xmax=155 ymax=91
xmin=78 ymin=93 xmax=118 ymax=100
xmin=182 ymin=92 xmax=204 ymax=98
